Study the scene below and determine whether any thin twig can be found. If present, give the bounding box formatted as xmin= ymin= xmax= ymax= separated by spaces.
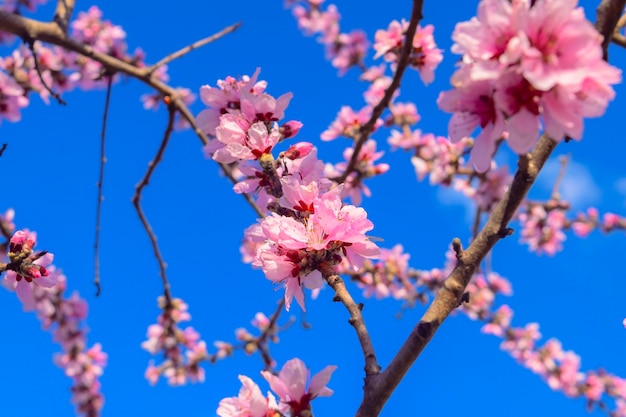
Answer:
xmin=612 ymin=32 xmax=626 ymax=48
xmin=0 ymin=144 xmax=7 ymax=157
xmin=256 ymin=299 xmax=286 ymax=372
xmin=147 ymin=22 xmax=242 ymax=74
xmin=336 ymin=0 xmax=424 ymax=183
xmin=551 ymin=154 xmax=570 ymax=200
xmin=0 ymin=11 xmax=263 ymax=218
xmin=132 ymin=106 xmax=177 ymax=303
xmin=93 ymin=75 xmax=113 ymax=297
xmin=355 ymin=134 xmax=558 ymax=417
xmin=320 ymin=264 xmax=380 ymax=377
xmin=26 ymin=40 xmax=66 ymax=105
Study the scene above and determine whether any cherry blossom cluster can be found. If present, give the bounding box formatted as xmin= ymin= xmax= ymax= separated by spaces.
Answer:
xmin=384 ymin=103 xmax=622 ymax=258
xmin=438 ymin=0 xmax=621 ymax=172
xmin=0 ymin=212 xmax=106 ymax=417
xmin=0 ymin=6 xmax=194 ymax=126
xmin=1 ymin=230 xmax=58 ymax=305
xmin=286 ymin=0 xmax=368 ymax=74
xmin=217 ymin=357 xmax=336 ymax=417
xmin=44 ymin=275 xmax=107 ymax=417
xmin=518 ymin=201 xmax=568 ymax=255
xmin=517 ymin=200 xmax=626 ymax=256
xmin=287 ymin=1 xmax=443 ymax=204
xmin=142 ymin=296 xmax=208 ymax=386
xmin=569 ymin=208 xmax=626 ymax=237
xmin=484 ymin=306 xmax=626 ymax=415
xmin=287 ymin=1 xmax=443 ymax=82
xmin=320 ymin=105 xmax=390 ymax=203
xmin=196 ymin=68 xmax=301 ymax=161
xmin=387 ymin=113 xmax=513 ymax=212
xmin=211 ymin=310 xmax=289 ymax=368
xmin=196 ymin=70 xmax=380 ymax=311
xmin=373 ymin=19 xmax=443 ymax=84
xmin=347 ymin=245 xmax=513 ymax=317
xmin=323 ymin=139 xmax=390 ymax=204
xmin=141 ymin=302 xmax=292 ymax=386
xmin=347 ymin=244 xmax=421 ymax=304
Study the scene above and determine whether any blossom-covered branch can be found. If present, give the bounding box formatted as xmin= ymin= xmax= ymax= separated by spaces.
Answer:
xmin=0 ymin=211 xmax=106 ymax=417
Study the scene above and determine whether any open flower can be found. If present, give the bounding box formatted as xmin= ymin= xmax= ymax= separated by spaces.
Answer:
xmin=261 ymin=358 xmax=336 ymax=414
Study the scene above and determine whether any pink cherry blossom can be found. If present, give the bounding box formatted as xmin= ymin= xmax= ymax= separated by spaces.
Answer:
xmin=519 ymin=204 xmax=567 ymax=255
xmin=373 ymin=20 xmax=443 ymax=84
xmin=324 ymin=139 xmax=390 ymax=204
xmin=388 ymin=102 xmax=420 ymax=126
xmin=141 ymin=296 xmax=208 ymax=386
xmin=321 ymin=105 xmax=376 ymax=141
xmin=0 ymin=71 xmax=28 ymax=124
xmin=217 ymin=375 xmax=281 ymax=417
xmin=214 ymin=116 xmax=281 ymax=163
xmin=196 ymin=69 xmax=267 ymax=136
xmin=253 ymin=186 xmax=379 ymax=310
xmin=437 ymin=70 xmax=504 ymax=172
xmin=409 ymin=24 xmax=443 ymax=84
xmin=439 ymin=0 xmax=621 ymax=171
xmin=330 ymin=30 xmax=369 ymax=74
xmin=261 ymin=358 xmax=336 ymax=414
xmin=373 ymin=20 xmax=406 ymax=60
xmin=291 ymin=2 xmax=340 ymax=44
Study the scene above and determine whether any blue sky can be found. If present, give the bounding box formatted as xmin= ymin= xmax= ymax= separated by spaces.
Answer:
xmin=2 ymin=1 xmax=626 ymax=417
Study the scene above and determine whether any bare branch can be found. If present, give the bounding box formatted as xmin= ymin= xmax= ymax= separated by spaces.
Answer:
xmin=132 ymin=107 xmax=177 ymax=303
xmin=550 ymin=154 xmax=570 ymax=200
xmin=596 ymin=0 xmax=626 ymax=59
xmin=147 ymin=22 xmax=242 ymax=74
xmin=93 ymin=76 xmax=113 ymax=297
xmin=336 ymin=0 xmax=424 ymax=183
xmin=355 ymin=134 xmax=558 ymax=417
xmin=27 ymin=40 xmax=67 ymax=105
xmin=256 ymin=299 xmax=286 ymax=372
xmin=0 ymin=144 xmax=7 ymax=157
xmin=612 ymin=32 xmax=626 ymax=48
xmin=321 ymin=264 xmax=380 ymax=377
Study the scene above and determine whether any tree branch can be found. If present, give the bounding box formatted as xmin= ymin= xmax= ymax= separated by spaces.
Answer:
xmin=132 ymin=106 xmax=177 ymax=303
xmin=596 ymin=0 xmax=626 ymax=59
xmin=321 ymin=264 xmax=380 ymax=377
xmin=147 ymin=22 xmax=242 ymax=74
xmin=27 ymin=40 xmax=66 ymax=105
xmin=612 ymin=32 xmax=626 ymax=48
xmin=354 ymin=134 xmax=557 ymax=417
xmin=93 ymin=75 xmax=113 ymax=297
xmin=336 ymin=0 xmax=424 ymax=183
